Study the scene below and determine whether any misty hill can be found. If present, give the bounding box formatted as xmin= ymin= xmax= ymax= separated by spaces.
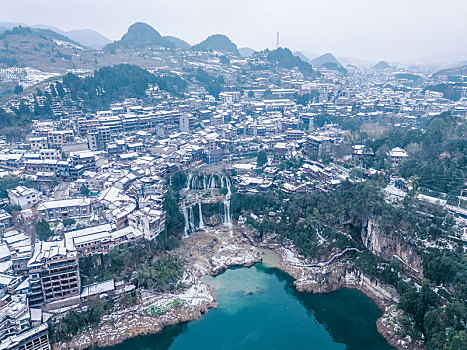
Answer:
xmin=394 ymin=73 xmax=422 ymax=83
xmin=0 ymin=26 xmax=88 ymax=70
xmin=62 ymin=64 xmax=157 ymax=110
xmin=192 ymin=34 xmax=239 ymax=55
xmin=66 ymin=29 xmax=111 ymax=49
xmin=432 ymin=65 xmax=467 ymax=79
xmin=0 ymin=22 xmax=111 ymax=50
xmin=266 ymin=48 xmax=316 ymax=76
xmin=239 ymin=47 xmax=255 ymax=58
xmin=164 ymin=35 xmax=190 ymax=49
xmin=373 ymin=61 xmax=391 ymax=70
xmin=311 ymin=53 xmax=341 ymax=67
xmin=293 ymin=51 xmax=312 ymax=64
xmin=424 ymin=83 xmax=463 ymax=100
xmin=105 ymin=22 xmax=173 ymax=51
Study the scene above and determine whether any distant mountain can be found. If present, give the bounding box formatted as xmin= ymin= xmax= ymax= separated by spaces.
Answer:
xmin=239 ymin=47 xmax=255 ymax=58
xmin=0 ymin=26 xmax=87 ymax=70
xmin=0 ymin=22 xmax=28 ymax=29
xmin=373 ymin=61 xmax=391 ymax=70
xmin=106 ymin=22 xmax=173 ymax=51
xmin=432 ymin=65 xmax=467 ymax=78
xmin=31 ymin=24 xmax=67 ymax=36
xmin=311 ymin=53 xmax=341 ymax=67
xmin=193 ymin=34 xmax=239 ymax=55
xmin=301 ymin=50 xmax=317 ymax=61
xmin=33 ymin=28 xmax=85 ymax=47
xmin=293 ymin=51 xmax=312 ymax=64
xmin=337 ymin=56 xmax=353 ymax=65
xmin=164 ymin=35 xmax=190 ymax=49
xmin=266 ymin=48 xmax=317 ymax=77
xmin=66 ymin=29 xmax=111 ymax=50
xmin=0 ymin=26 xmax=84 ymax=48
xmin=0 ymin=23 xmax=110 ymax=49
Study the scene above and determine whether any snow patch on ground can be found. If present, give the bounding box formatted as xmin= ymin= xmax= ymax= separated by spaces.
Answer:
xmin=0 ymin=67 xmax=60 ymax=87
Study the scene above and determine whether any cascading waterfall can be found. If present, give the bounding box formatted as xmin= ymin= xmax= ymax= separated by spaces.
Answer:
xmin=209 ymin=175 xmax=215 ymax=189
xmin=198 ymin=202 xmax=204 ymax=229
xmin=185 ymin=174 xmax=193 ymax=191
xmin=189 ymin=205 xmax=196 ymax=232
xmin=222 ymin=176 xmax=232 ymax=227
xmin=183 ymin=205 xmax=189 ymax=236
xmin=184 ymin=173 xmax=233 ymax=232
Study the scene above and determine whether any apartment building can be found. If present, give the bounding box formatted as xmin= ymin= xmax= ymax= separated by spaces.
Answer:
xmin=28 ymin=137 xmax=48 ymax=151
xmin=0 ymin=295 xmax=30 ymax=341
xmin=129 ymin=207 xmax=165 ymax=241
xmin=0 ymin=323 xmax=50 ymax=350
xmin=27 ymin=241 xmax=80 ymax=307
xmin=7 ymin=186 xmax=40 ymax=210
xmin=37 ymin=198 xmax=92 ymax=221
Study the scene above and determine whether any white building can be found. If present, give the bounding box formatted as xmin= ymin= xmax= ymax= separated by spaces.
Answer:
xmin=129 ymin=207 xmax=165 ymax=241
xmin=7 ymin=186 xmax=40 ymax=210
xmin=37 ymin=198 xmax=92 ymax=221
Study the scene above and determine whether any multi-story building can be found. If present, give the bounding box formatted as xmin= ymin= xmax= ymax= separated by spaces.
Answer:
xmin=7 ymin=186 xmax=40 ymax=210
xmin=27 ymin=241 xmax=80 ymax=307
xmin=0 ymin=323 xmax=50 ymax=350
xmin=303 ymin=135 xmax=334 ymax=158
xmin=129 ymin=207 xmax=165 ymax=241
xmin=388 ymin=147 xmax=408 ymax=166
xmin=179 ymin=113 xmax=196 ymax=132
xmin=0 ymin=210 xmax=11 ymax=229
xmin=47 ymin=130 xmax=74 ymax=149
xmin=28 ymin=137 xmax=48 ymax=151
xmin=64 ymin=224 xmax=143 ymax=257
xmin=37 ymin=198 xmax=92 ymax=221
xmin=39 ymin=149 xmax=61 ymax=161
xmin=87 ymin=126 xmax=112 ymax=151
xmin=0 ymin=295 xmax=30 ymax=341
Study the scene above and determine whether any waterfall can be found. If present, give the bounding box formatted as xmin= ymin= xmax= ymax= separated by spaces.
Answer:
xmin=223 ymin=199 xmax=232 ymax=227
xmin=183 ymin=205 xmax=189 ymax=236
xmin=223 ymin=176 xmax=232 ymax=227
xmin=225 ymin=176 xmax=231 ymax=197
xmin=209 ymin=175 xmax=214 ymax=189
xmin=203 ymin=174 xmax=207 ymax=189
xmin=185 ymin=174 xmax=193 ymax=191
xmin=198 ymin=202 xmax=204 ymax=229
xmin=189 ymin=205 xmax=196 ymax=232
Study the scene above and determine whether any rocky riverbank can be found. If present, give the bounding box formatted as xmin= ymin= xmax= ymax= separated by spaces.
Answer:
xmin=54 ymin=228 xmax=260 ymax=350
xmin=260 ymin=238 xmax=426 ymax=350
xmin=54 ymin=226 xmax=425 ymax=350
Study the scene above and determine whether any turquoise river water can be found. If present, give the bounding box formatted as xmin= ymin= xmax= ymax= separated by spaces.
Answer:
xmin=102 ymin=263 xmax=394 ymax=350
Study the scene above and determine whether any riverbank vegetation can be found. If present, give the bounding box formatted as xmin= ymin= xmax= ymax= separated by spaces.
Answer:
xmin=231 ymin=178 xmax=465 ymax=349
xmin=79 ymin=240 xmax=184 ymax=288
xmin=49 ymin=298 xmax=113 ymax=343
xmin=135 ymin=255 xmax=184 ymax=291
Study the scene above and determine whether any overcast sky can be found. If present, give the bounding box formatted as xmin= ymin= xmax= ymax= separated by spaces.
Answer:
xmin=1 ymin=0 xmax=466 ymax=63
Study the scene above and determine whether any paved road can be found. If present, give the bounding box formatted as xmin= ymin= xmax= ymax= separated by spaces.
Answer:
xmin=54 ymin=182 xmax=69 ymax=200
xmin=292 ymin=247 xmax=362 ymax=268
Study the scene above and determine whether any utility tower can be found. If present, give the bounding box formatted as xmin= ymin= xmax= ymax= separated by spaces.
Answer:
xmin=276 ymin=32 xmax=280 ymax=49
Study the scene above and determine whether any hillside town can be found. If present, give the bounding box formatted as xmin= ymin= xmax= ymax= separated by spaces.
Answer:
xmin=0 ymin=20 xmax=465 ymax=350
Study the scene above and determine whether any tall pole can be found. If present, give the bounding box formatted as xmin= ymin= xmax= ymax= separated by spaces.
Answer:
xmin=276 ymin=32 xmax=280 ymax=49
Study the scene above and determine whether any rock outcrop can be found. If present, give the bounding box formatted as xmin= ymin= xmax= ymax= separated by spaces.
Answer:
xmin=363 ymin=218 xmax=423 ymax=280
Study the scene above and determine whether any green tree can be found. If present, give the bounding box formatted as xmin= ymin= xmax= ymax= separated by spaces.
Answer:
xmin=36 ymin=219 xmax=52 ymax=241
xmin=13 ymin=84 xmax=23 ymax=94
xmin=80 ymin=185 xmax=90 ymax=196
xmin=257 ymin=150 xmax=268 ymax=167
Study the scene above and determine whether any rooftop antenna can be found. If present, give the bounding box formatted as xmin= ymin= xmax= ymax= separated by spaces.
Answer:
xmin=276 ymin=32 xmax=280 ymax=49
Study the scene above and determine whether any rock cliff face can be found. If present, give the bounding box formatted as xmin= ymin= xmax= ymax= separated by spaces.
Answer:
xmin=362 ymin=218 xmax=423 ymax=280
xmin=275 ymin=246 xmax=398 ymax=307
